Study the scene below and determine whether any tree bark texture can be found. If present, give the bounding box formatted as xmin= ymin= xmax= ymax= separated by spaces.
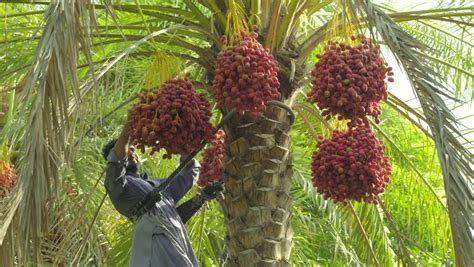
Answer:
xmin=221 ymin=104 xmax=294 ymax=267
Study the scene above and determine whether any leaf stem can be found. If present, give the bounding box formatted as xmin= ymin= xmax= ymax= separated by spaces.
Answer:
xmin=377 ymin=196 xmax=415 ymax=266
xmin=348 ymin=202 xmax=381 ymax=267
xmin=196 ymin=203 xmax=207 ymax=262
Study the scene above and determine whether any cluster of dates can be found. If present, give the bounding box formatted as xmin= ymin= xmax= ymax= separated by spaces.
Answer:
xmin=311 ymin=127 xmax=391 ymax=203
xmin=308 ymin=36 xmax=394 ymax=127
xmin=128 ymin=79 xmax=214 ymax=159
xmin=213 ymin=32 xmax=281 ymax=117
xmin=198 ymin=129 xmax=225 ymax=187
xmin=0 ymin=160 xmax=17 ymax=197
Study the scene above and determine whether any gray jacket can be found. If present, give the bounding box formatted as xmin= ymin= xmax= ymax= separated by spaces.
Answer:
xmin=105 ymin=149 xmax=200 ymax=266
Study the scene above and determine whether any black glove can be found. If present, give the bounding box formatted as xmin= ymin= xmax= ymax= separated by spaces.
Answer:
xmin=201 ymin=182 xmax=224 ymax=200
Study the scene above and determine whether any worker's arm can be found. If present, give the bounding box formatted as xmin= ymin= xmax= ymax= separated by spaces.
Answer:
xmin=164 ymin=156 xmax=201 ymax=203
xmin=113 ymin=120 xmax=130 ymax=160
xmin=175 ymin=194 xmax=206 ymax=224
xmin=176 ymin=182 xmax=224 ymax=224
xmin=104 ymin=121 xmax=130 ymax=197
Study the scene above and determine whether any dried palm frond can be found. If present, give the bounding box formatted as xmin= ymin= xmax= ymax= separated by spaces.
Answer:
xmin=0 ymin=0 xmax=94 ymax=265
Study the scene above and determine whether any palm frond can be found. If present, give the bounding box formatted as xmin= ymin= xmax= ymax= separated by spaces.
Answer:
xmin=375 ymin=105 xmax=454 ymax=264
xmin=370 ymin=119 xmax=447 ymax=211
xmin=389 ymin=16 xmax=473 ymax=97
xmin=344 ymin=203 xmax=391 ymax=267
xmin=274 ymin=0 xmax=299 ymax=50
xmin=68 ymin=24 xmax=217 ymax=116
xmin=196 ymin=0 xmax=226 ymax=31
xmin=264 ymin=0 xmax=283 ymax=51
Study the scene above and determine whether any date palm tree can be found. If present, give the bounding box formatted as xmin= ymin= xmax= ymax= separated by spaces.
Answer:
xmin=0 ymin=0 xmax=472 ymax=266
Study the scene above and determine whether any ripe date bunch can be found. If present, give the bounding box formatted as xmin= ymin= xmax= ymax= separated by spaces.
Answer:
xmin=128 ymin=79 xmax=215 ymax=159
xmin=0 ymin=160 xmax=17 ymax=197
xmin=198 ymin=129 xmax=225 ymax=187
xmin=212 ymin=32 xmax=281 ymax=117
xmin=311 ymin=126 xmax=391 ymax=203
xmin=308 ymin=36 xmax=394 ymax=127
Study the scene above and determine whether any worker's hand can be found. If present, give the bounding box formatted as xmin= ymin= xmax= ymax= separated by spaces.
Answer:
xmin=201 ymin=182 xmax=224 ymax=200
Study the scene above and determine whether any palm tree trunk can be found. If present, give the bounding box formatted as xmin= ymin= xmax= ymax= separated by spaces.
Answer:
xmin=221 ymin=104 xmax=294 ymax=266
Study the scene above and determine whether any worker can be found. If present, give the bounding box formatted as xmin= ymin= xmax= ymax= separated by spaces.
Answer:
xmin=103 ymin=119 xmax=223 ymax=266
